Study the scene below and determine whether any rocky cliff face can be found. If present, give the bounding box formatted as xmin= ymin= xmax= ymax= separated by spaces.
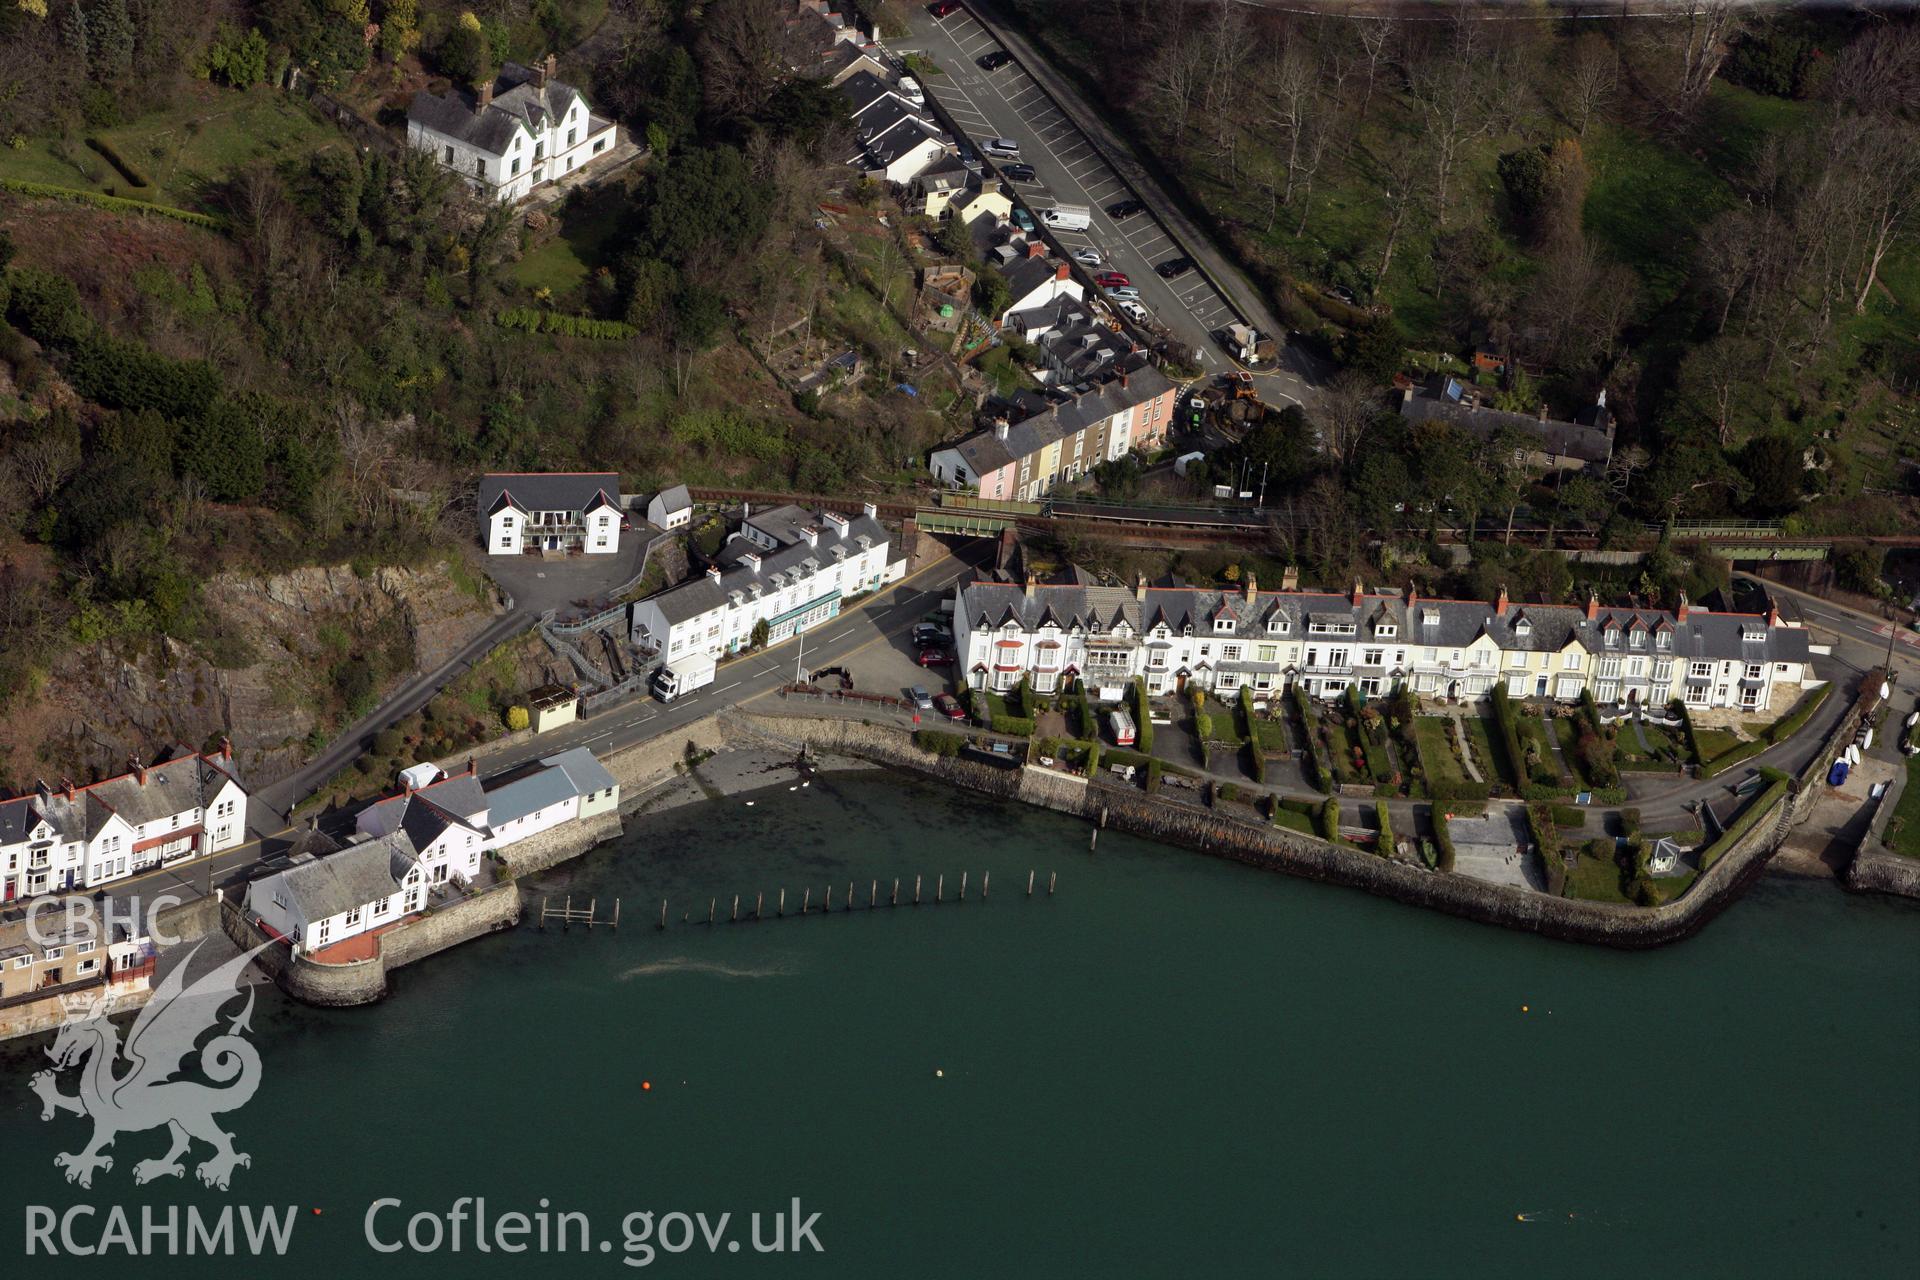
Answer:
xmin=22 ymin=562 xmax=500 ymax=789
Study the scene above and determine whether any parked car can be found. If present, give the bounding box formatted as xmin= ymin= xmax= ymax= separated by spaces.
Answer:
xmin=957 ymin=144 xmax=981 ymax=171
xmin=982 ymin=137 xmax=1022 ymax=158
xmin=1116 ymin=299 xmax=1150 ymax=324
xmin=909 ymin=686 xmax=935 ymax=710
xmin=929 ymin=0 xmax=961 ymax=17
xmin=1094 ymin=271 xmax=1131 ymax=289
xmin=1103 ymin=285 xmax=1141 ymax=302
xmin=1000 ymin=162 xmax=1038 ymax=182
xmin=1105 ymin=198 xmax=1145 ymax=219
xmin=1010 ymin=207 xmax=1035 ymax=233
xmin=917 ymin=648 xmax=953 ymax=667
xmin=1328 ymin=284 xmax=1356 ymax=304
xmin=977 ymin=49 xmax=1012 ymax=71
xmin=913 ymin=623 xmax=951 ymax=646
xmin=934 ymin=693 xmax=966 ymax=721
xmin=1073 ymin=246 xmax=1103 ymax=266
xmin=1155 ymin=255 xmax=1195 ymax=279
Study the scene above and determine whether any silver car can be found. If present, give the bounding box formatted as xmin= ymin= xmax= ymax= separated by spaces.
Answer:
xmin=910 ymin=686 xmax=934 ymax=710
xmin=1073 ymin=246 xmax=1103 ymax=266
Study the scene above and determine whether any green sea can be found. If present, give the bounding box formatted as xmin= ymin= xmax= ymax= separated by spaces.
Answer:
xmin=2 ymin=769 xmax=1915 ymax=1277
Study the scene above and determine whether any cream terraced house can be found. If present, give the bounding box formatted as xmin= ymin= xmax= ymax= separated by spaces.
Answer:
xmin=952 ymin=572 xmax=1814 ymax=713
xmin=407 ymin=56 xmax=619 ymax=203
xmin=630 ymin=504 xmax=900 ymax=662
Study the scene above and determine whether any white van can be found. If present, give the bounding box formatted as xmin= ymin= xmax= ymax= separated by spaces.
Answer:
xmin=897 ymin=75 xmax=925 ymax=107
xmin=982 ymin=137 xmax=1021 ymax=159
xmin=1040 ymin=204 xmax=1091 ymax=232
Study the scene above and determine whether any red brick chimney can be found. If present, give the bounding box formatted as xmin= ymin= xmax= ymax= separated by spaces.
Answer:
xmin=62 ymin=777 xmax=74 ymax=802
xmin=1351 ymin=578 xmax=1364 ymax=607
xmin=1766 ymin=601 xmax=1780 ymax=628
xmin=1585 ymin=590 xmax=1599 ymax=621
xmin=1495 ymin=584 xmax=1509 ymax=616
xmin=1406 ymin=581 xmax=1419 ymax=612
xmin=1134 ymin=573 xmax=1148 ymax=603
xmin=478 ymin=79 xmax=494 ymax=109
xmin=220 ymin=737 xmax=232 ymax=762
xmin=1027 ymin=241 xmax=1045 ymax=259
xmin=1054 ymin=263 xmax=1069 ymax=280
xmin=1676 ymin=591 xmax=1690 ymax=623
xmin=1119 ymin=371 xmax=1129 ymax=390
xmin=1243 ymin=573 xmax=1257 ymax=605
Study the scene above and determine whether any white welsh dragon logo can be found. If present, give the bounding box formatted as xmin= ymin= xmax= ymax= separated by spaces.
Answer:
xmin=31 ymin=942 xmax=272 ymax=1191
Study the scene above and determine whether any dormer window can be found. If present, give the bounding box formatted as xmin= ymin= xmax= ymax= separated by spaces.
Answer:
xmin=1214 ymin=618 xmax=1235 ymax=634
xmin=1421 ymin=608 xmax=1440 ymax=627
xmin=1656 ymin=631 xmax=1671 ymax=650
xmin=1514 ymin=619 xmax=1532 ymax=639
xmin=1375 ymin=623 xmax=1396 ymax=638
xmin=1269 ymin=616 xmax=1288 ymax=634
xmin=1605 ymin=627 xmax=1620 ymax=648
xmin=1742 ymin=625 xmax=1766 ymax=642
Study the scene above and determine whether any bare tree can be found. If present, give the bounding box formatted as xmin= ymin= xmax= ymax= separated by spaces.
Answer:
xmin=1665 ymin=0 xmax=1744 ymax=122
xmin=1832 ymin=117 xmax=1920 ymax=315
xmin=1563 ymin=34 xmax=1616 ymax=138
xmin=696 ymin=0 xmax=788 ymax=120
xmin=1263 ymin=41 xmax=1318 ymax=207
xmin=1350 ymin=15 xmax=1398 ymax=123
xmin=1695 ymin=205 xmax=1765 ymax=333
xmin=1145 ymin=28 xmax=1207 ymax=146
xmin=1317 ymin=371 xmax=1383 ymax=468
xmin=1373 ymin=144 xmax=1424 ymax=284
xmin=1404 ymin=16 xmax=1490 ymax=228
xmin=1292 ymin=107 xmax=1346 ymax=239
xmin=1826 ymin=23 xmax=1920 ymax=120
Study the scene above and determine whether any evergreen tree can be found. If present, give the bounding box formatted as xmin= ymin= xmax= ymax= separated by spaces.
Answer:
xmin=89 ymin=0 xmax=135 ymax=77
xmin=59 ymin=0 xmax=89 ymax=67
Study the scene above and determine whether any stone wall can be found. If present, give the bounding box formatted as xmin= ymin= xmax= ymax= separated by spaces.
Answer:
xmin=0 ymin=976 xmax=153 ymax=1044
xmin=1845 ymin=751 xmax=1920 ymax=899
xmin=607 ymin=714 xmax=735 ymax=806
xmin=223 ymin=880 xmax=521 ymax=1008
xmin=732 ymin=712 xmax=1800 ymax=950
xmin=495 ymin=811 xmax=624 ymax=877
xmin=153 ymin=890 xmax=225 ymax=945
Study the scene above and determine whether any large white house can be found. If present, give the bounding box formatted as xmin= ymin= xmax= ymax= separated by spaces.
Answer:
xmin=954 ymin=570 xmax=1815 ymax=713
xmin=407 ymin=56 xmax=619 ymax=203
xmin=631 ymin=504 xmax=901 ymax=663
xmin=0 ymin=746 xmax=248 ymax=904
xmin=479 ymin=472 xmax=622 ymax=556
xmin=247 ymin=749 xmax=620 ymax=955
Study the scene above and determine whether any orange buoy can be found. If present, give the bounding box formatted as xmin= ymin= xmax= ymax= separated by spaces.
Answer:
xmin=642 ymin=1080 xmax=652 ymax=1091
xmin=1521 ymin=1005 xmax=1529 ymax=1012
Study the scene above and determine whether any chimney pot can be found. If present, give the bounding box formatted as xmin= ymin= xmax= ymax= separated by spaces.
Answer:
xmin=1281 ymin=565 xmax=1299 ymax=592
xmin=1406 ymin=580 xmax=1419 ymax=610
xmin=1055 ymin=263 xmax=1069 ymax=280
xmin=1585 ymin=590 xmax=1599 ymax=622
xmin=1676 ymin=591 xmax=1690 ymax=623
xmin=1766 ymin=601 xmax=1780 ymax=628
xmin=1027 ymin=241 xmax=1044 ymax=259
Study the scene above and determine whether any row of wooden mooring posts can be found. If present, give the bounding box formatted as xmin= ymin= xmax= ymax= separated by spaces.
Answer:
xmin=538 ymin=896 xmax=621 ymax=930
xmin=647 ymin=870 xmax=1059 ymax=930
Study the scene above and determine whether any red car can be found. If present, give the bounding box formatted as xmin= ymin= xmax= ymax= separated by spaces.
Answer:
xmin=929 ymin=0 xmax=961 ymax=16
xmin=917 ymin=648 xmax=953 ymax=667
xmin=934 ymin=693 xmax=966 ymax=721
xmin=1094 ymin=271 xmax=1131 ymax=289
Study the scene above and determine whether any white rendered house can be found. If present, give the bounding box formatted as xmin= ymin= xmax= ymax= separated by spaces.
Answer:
xmin=479 ymin=472 xmax=622 ymax=556
xmin=407 ymin=56 xmax=619 ymax=203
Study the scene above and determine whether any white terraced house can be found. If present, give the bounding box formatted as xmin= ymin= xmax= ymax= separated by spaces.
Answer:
xmin=630 ymin=504 xmax=902 ymax=662
xmin=406 ymin=56 xmax=619 ymax=203
xmin=479 ymin=472 xmax=623 ymax=556
xmin=953 ymin=571 xmax=1815 ymax=714
xmin=0 ymin=746 xmax=248 ymax=903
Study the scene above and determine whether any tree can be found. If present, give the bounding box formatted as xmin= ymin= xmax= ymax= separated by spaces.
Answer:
xmin=176 ymin=397 xmax=268 ymax=501
xmin=1741 ymin=435 xmax=1803 ymax=515
xmin=1662 ymin=0 xmax=1745 ymax=121
xmin=1563 ymin=34 xmax=1616 ymax=137
xmin=751 ymin=618 xmax=770 ymax=649
xmin=440 ymin=10 xmax=490 ymax=87
xmin=206 ymin=23 xmax=270 ymax=90
xmin=377 ymin=0 xmax=418 ymax=60
xmin=89 ymin=0 xmax=133 ymax=77
xmin=506 ymin=705 xmax=530 ymax=732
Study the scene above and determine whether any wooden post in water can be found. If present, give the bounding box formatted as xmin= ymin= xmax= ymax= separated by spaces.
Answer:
xmin=1027 ymin=869 xmax=1035 ymax=897
xmin=824 ymin=884 xmax=833 ymax=911
xmin=658 ymin=899 xmax=666 ymax=930
xmin=983 ymin=871 xmax=990 ymax=900
xmin=778 ymin=888 xmax=785 ymax=917
xmin=708 ymin=898 xmax=715 ymax=925
xmin=755 ymin=892 xmax=763 ymax=921
xmin=564 ymin=895 xmax=572 ymax=932
xmin=802 ymin=887 xmax=811 ymax=914
xmin=848 ymin=882 xmax=855 ymax=912
xmin=936 ymin=873 xmax=944 ymax=903
xmin=612 ymin=899 xmax=621 ymax=930
xmin=959 ymin=871 xmax=967 ymax=902
xmin=870 ymin=879 xmax=878 ymax=909
xmin=1049 ymin=871 xmax=1057 ymax=896
xmin=892 ymin=878 xmax=900 ymax=906
xmin=732 ymin=894 xmax=740 ymax=923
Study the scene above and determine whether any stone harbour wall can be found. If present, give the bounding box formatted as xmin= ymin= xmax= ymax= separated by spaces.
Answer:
xmin=730 ymin=712 xmax=1802 ymax=950
xmin=495 ymin=811 xmax=625 ymax=877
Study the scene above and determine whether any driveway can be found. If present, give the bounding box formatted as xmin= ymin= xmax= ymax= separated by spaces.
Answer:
xmin=480 ymin=526 xmax=660 ymax=619
xmin=1447 ymin=805 xmax=1542 ymax=891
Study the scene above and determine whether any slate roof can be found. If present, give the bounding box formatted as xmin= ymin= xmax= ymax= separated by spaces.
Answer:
xmin=260 ymin=838 xmax=414 ymax=926
xmin=935 ymin=362 xmax=1173 ymax=478
xmin=407 ymin=63 xmax=586 ymax=158
xmin=479 ymin=472 xmax=621 ymax=517
xmin=836 ymin=70 xmax=895 ymax=113
xmin=361 ymin=771 xmax=489 ymax=835
xmin=648 ymin=484 xmax=691 ymax=518
xmin=959 ymin=578 xmax=1812 ymax=667
xmin=1399 ymin=376 xmax=1613 ymax=464
xmin=1 ymin=753 xmax=244 ymax=847
xmin=539 ymin=747 xmax=618 ymax=796
xmin=1001 ymin=253 xmax=1073 ymax=311
xmin=398 ymin=793 xmax=484 ymax=853
xmin=484 ymin=763 xmax=584 ymax=828
xmin=646 ymin=508 xmax=888 ymax=626
xmin=745 ymin=504 xmax=820 ymax=547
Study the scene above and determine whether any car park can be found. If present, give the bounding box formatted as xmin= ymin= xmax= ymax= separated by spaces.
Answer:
xmin=928 ymin=0 xmax=960 ymax=16
xmin=909 ymin=686 xmax=935 ymax=710
xmin=982 ymin=137 xmax=1022 ymax=158
xmin=977 ymin=49 xmax=1012 ymax=70
xmin=1155 ymin=256 xmax=1195 ymax=279
xmin=1094 ymin=271 xmax=1130 ymax=288
xmin=934 ymin=693 xmax=966 ymax=721
xmin=1073 ymin=246 xmax=1103 ymax=266
xmin=1105 ymin=198 xmax=1145 ymax=219
xmin=1000 ymin=162 xmax=1038 ymax=182
xmin=1103 ymin=285 xmax=1141 ymax=301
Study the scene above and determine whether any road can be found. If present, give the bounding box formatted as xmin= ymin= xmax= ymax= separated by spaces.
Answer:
xmin=900 ymin=2 xmax=1321 ymax=411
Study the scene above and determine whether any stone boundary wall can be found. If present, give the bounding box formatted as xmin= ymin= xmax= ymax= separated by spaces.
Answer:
xmin=223 ymin=881 xmax=521 ymax=1008
xmin=0 ymin=975 xmax=153 ymax=1044
xmin=607 ymin=715 xmax=737 ymax=807
xmin=495 ymin=812 xmax=625 ymax=877
xmin=726 ymin=712 xmax=1800 ymax=949
xmin=153 ymin=890 xmax=225 ymax=945
xmin=1845 ymin=753 xmax=1920 ymax=898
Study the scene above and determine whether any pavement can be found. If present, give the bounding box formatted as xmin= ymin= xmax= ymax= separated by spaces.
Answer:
xmin=900 ymin=2 xmax=1322 ymax=409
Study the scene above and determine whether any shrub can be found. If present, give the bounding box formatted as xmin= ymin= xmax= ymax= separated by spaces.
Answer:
xmin=1488 ymin=685 xmax=1527 ymax=787
xmin=914 ymin=729 xmax=965 ymax=756
xmin=1375 ymin=801 xmax=1394 ymax=856
xmin=989 ymin=713 xmax=1035 ymax=737
xmin=1318 ymin=798 xmax=1341 ymax=843
xmin=1433 ymin=812 xmax=1458 ymax=872
xmin=506 ymin=705 xmax=530 ymax=731
xmin=1672 ymin=698 xmax=1703 ymax=765
xmin=1145 ymin=757 xmax=1162 ymax=793
xmin=1763 ymin=684 xmax=1831 ymax=745
xmin=1549 ymin=803 xmax=1586 ymax=829
xmin=494 ymin=308 xmax=639 ymax=339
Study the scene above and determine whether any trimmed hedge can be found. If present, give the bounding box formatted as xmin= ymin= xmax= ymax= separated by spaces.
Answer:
xmin=495 ymin=308 xmax=639 ymax=339
xmin=1130 ymin=677 xmax=1154 ymax=754
xmin=989 ymin=714 xmax=1035 ymax=737
xmin=1763 ymin=684 xmax=1831 ymax=745
xmin=1672 ymin=699 xmax=1703 ymax=766
xmin=1293 ymin=685 xmax=1331 ymax=793
xmin=1488 ymin=685 xmax=1527 ymax=788
xmin=0 ymin=179 xmax=223 ymax=228
xmin=913 ymin=729 xmax=966 ymax=756
xmin=1433 ymin=810 xmax=1458 ymax=872
xmin=1375 ymin=800 xmax=1394 ymax=856
xmin=87 ymin=136 xmax=151 ymax=187
xmin=1426 ymin=777 xmax=1492 ymax=807
xmin=1549 ymin=803 xmax=1586 ymax=829
xmin=1318 ymin=797 xmax=1340 ymax=843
